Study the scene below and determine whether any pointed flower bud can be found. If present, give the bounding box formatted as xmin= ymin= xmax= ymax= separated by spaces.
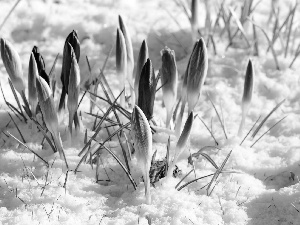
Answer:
xmin=119 ymin=15 xmax=134 ymax=81
xmin=116 ymin=28 xmax=127 ymax=107
xmin=187 ymin=37 xmax=208 ymax=113
xmin=168 ymin=111 xmax=194 ymax=178
xmin=32 ymin=46 xmax=45 ymax=74
xmin=190 ymin=0 xmax=200 ymax=41
xmin=134 ymin=40 xmax=149 ymax=104
xmin=131 ymin=105 xmax=152 ymax=204
xmin=68 ymin=51 xmax=81 ymax=134
xmin=160 ymin=47 xmax=178 ymax=128
xmin=138 ymin=58 xmax=158 ymax=121
xmin=28 ymin=53 xmax=38 ymax=117
xmin=0 ymin=38 xmax=25 ymax=95
xmin=59 ymin=30 xmax=80 ymax=111
xmin=238 ymin=59 xmax=254 ymax=136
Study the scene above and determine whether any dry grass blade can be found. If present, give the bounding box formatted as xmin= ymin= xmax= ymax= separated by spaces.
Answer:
xmin=77 ymin=90 xmax=124 ymax=157
xmin=7 ymin=131 xmax=48 ymax=166
xmin=248 ymin=18 xmax=280 ymax=70
xmin=207 ymin=93 xmax=227 ymax=139
xmin=228 ymin=7 xmax=250 ymax=48
xmin=0 ymin=0 xmax=22 ymax=31
xmin=284 ymin=2 xmax=297 ymax=58
xmin=207 ymin=150 xmax=232 ymax=196
xmin=102 ymin=145 xmax=137 ymax=190
xmin=177 ymin=173 xmax=214 ymax=191
xmin=240 ymin=115 xmax=261 ymax=145
xmin=175 ymin=169 xmax=194 ymax=189
xmin=251 ymin=99 xmax=285 ymax=138
xmin=7 ymin=112 xmax=26 ymax=143
xmin=251 ymin=116 xmax=287 ymax=148
xmin=197 ymin=115 xmax=218 ymax=145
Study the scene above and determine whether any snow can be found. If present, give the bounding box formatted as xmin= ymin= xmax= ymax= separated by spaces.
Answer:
xmin=0 ymin=0 xmax=300 ymax=224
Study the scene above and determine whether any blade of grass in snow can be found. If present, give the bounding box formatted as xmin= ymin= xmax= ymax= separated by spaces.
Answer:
xmin=0 ymin=0 xmax=22 ymax=31
xmin=177 ymin=173 xmax=214 ymax=191
xmin=207 ymin=150 xmax=232 ymax=196
xmin=240 ymin=115 xmax=261 ymax=146
xmin=207 ymin=93 xmax=227 ymax=139
xmin=284 ymin=2 xmax=297 ymax=58
xmin=251 ymin=99 xmax=285 ymax=138
xmin=175 ymin=169 xmax=194 ymax=189
xmin=7 ymin=131 xmax=48 ymax=166
xmin=238 ymin=59 xmax=254 ymax=137
xmin=197 ymin=115 xmax=218 ymax=145
xmin=251 ymin=116 xmax=287 ymax=148
xmin=7 ymin=112 xmax=26 ymax=143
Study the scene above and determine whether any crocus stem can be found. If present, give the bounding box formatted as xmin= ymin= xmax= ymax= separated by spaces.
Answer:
xmin=238 ymin=103 xmax=249 ymax=137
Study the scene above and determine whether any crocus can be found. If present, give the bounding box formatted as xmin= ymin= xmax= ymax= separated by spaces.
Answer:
xmin=36 ymin=75 xmax=68 ymax=168
xmin=160 ymin=47 xmax=178 ymax=128
xmin=32 ymin=46 xmax=49 ymax=85
xmin=116 ymin=28 xmax=127 ymax=107
xmin=28 ymin=53 xmax=38 ymax=117
xmin=168 ymin=111 xmax=194 ymax=179
xmin=67 ymin=49 xmax=81 ymax=135
xmin=134 ymin=40 xmax=148 ymax=104
xmin=59 ymin=30 xmax=80 ymax=111
xmin=238 ymin=59 xmax=254 ymax=136
xmin=190 ymin=0 xmax=199 ymax=42
xmin=0 ymin=38 xmax=25 ymax=95
xmin=131 ymin=105 xmax=152 ymax=204
xmin=119 ymin=15 xmax=135 ymax=105
xmin=138 ymin=58 xmax=158 ymax=121
xmin=187 ymin=37 xmax=208 ymax=113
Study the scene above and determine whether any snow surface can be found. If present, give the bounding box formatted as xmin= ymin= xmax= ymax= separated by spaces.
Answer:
xmin=0 ymin=0 xmax=300 ymax=224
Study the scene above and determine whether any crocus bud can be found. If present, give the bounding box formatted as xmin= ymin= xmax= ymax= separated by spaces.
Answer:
xmin=59 ymin=30 xmax=80 ymax=111
xmin=32 ymin=46 xmax=45 ymax=74
xmin=0 ymin=38 xmax=25 ymax=95
xmin=134 ymin=40 xmax=148 ymax=104
xmin=131 ymin=105 xmax=152 ymax=204
xmin=187 ymin=38 xmax=208 ymax=113
xmin=238 ymin=59 xmax=254 ymax=136
xmin=116 ymin=28 xmax=127 ymax=107
xmin=138 ymin=58 xmax=158 ymax=121
xmin=119 ymin=15 xmax=134 ymax=83
xmin=190 ymin=0 xmax=199 ymax=41
xmin=68 ymin=51 xmax=81 ymax=134
xmin=36 ymin=76 xmax=67 ymax=163
xmin=160 ymin=47 xmax=178 ymax=128
xmin=28 ymin=53 xmax=38 ymax=117
xmin=168 ymin=111 xmax=194 ymax=178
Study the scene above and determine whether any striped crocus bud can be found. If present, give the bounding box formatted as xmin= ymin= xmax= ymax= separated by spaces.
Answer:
xmin=119 ymin=15 xmax=134 ymax=105
xmin=138 ymin=58 xmax=157 ymax=121
xmin=190 ymin=0 xmax=199 ymax=41
xmin=187 ymin=37 xmax=208 ymax=113
xmin=36 ymin=76 xmax=66 ymax=162
xmin=116 ymin=28 xmax=127 ymax=107
xmin=131 ymin=105 xmax=152 ymax=204
xmin=0 ymin=38 xmax=25 ymax=95
xmin=59 ymin=30 xmax=80 ymax=111
xmin=238 ymin=59 xmax=254 ymax=136
xmin=32 ymin=46 xmax=49 ymax=85
xmin=28 ymin=53 xmax=38 ymax=117
xmin=160 ymin=47 xmax=178 ymax=128
xmin=134 ymin=40 xmax=148 ymax=104
xmin=168 ymin=111 xmax=194 ymax=178
xmin=67 ymin=50 xmax=81 ymax=135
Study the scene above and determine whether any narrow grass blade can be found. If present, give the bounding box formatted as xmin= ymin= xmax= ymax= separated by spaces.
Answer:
xmin=7 ymin=112 xmax=25 ymax=143
xmin=197 ymin=115 xmax=218 ymax=145
xmin=251 ymin=99 xmax=285 ymax=138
